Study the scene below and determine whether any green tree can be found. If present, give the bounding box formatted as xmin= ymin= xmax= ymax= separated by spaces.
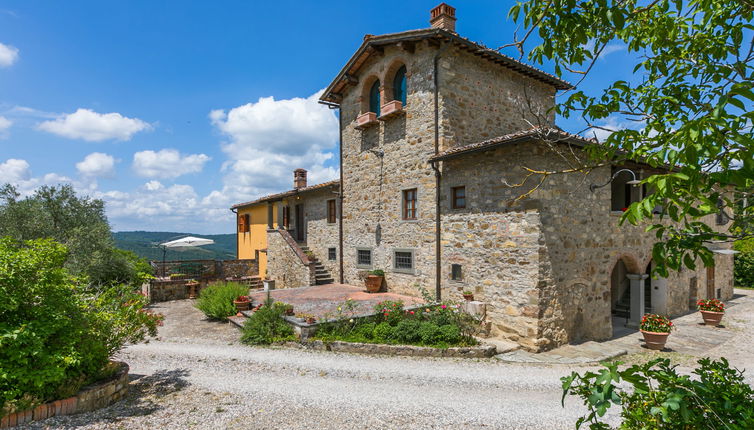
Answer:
xmin=0 ymin=184 xmax=149 ymax=286
xmin=507 ymin=0 xmax=753 ymax=275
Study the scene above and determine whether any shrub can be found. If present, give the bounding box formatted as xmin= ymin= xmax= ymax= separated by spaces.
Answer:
xmin=734 ymin=239 xmax=754 ymax=288
xmin=563 ymin=357 xmax=754 ymax=429
xmin=240 ymin=301 xmax=295 ymax=345
xmin=195 ymin=282 xmax=249 ymax=321
xmin=639 ymin=313 xmax=673 ymax=333
xmin=0 ymin=238 xmax=160 ymax=415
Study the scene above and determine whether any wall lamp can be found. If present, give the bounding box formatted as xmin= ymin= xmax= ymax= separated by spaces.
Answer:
xmin=589 ymin=168 xmax=641 ymax=192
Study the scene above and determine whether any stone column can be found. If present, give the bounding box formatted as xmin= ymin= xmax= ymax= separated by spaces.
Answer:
xmin=626 ymin=273 xmax=649 ymax=328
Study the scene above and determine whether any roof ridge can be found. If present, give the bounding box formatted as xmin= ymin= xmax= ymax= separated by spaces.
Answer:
xmin=231 ymin=179 xmax=340 ymax=209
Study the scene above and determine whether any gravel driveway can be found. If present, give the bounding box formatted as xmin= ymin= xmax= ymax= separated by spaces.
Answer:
xmin=22 ymin=291 xmax=754 ymax=430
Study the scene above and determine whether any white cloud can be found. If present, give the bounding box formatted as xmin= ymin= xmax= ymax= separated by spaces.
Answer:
xmin=584 ymin=40 xmax=624 ymax=60
xmin=208 ymin=90 xmax=339 ymax=206
xmin=76 ymin=152 xmax=116 ymax=178
xmin=586 ymin=116 xmax=628 ymax=142
xmin=0 ymin=158 xmax=90 ymax=196
xmin=132 ymin=149 xmax=211 ymax=179
xmin=0 ymin=116 xmax=11 ymax=138
xmin=0 ymin=158 xmax=31 ymax=184
xmin=37 ymin=108 xmax=150 ymax=142
xmin=0 ymin=42 xmax=19 ymax=68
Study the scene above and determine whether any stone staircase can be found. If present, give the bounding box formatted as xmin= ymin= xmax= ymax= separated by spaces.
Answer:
xmin=612 ymin=283 xmax=653 ymax=318
xmin=226 ymin=275 xmax=263 ymax=289
xmin=298 ymin=244 xmax=334 ymax=285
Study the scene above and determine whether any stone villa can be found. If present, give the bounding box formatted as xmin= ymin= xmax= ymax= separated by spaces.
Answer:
xmin=231 ymin=4 xmax=734 ymax=351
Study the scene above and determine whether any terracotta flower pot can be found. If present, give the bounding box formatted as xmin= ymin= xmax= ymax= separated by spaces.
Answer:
xmin=234 ymin=300 xmax=251 ymax=312
xmin=700 ymin=310 xmax=724 ymax=326
xmin=640 ymin=330 xmax=670 ymax=350
xmin=364 ymin=275 xmax=383 ymax=293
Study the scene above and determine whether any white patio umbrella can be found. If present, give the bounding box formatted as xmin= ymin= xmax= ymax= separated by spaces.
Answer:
xmin=158 ymin=236 xmax=215 ymax=277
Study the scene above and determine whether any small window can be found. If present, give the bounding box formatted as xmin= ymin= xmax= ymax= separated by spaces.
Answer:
xmin=403 ymin=188 xmax=417 ymax=220
xmin=357 ymin=249 xmax=372 ymax=267
xmin=327 ymin=199 xmax=337 ymax=224
xmin=394 ymin=250 xmax=414 ymax=273
xmin=610 ymin=167 xmax=641 ymax=211
xmin=716 ymin=198 xmax=728 ymax=226
xmin=328 ymin=247 xmax=337 ymax=261
xmin=451 ymin=264 xmax=462 ymax=281
xmin=451 ymin=186 xmax=466 ymax=209
xmin=282 ymin=206 xmax=290 ymax=229
xmin=238 ymin=213 xmax=250 ymax=233
xmin=393 ymin=65 xmax=407 ymax=105
xmin=369 ymin=80 xmax=381 ymax=116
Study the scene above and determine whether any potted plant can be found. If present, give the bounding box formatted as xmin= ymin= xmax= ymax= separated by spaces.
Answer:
xmin=234 ymin=295 xmax=251 ymax=314
xmin=697 ymin=299 xmax=725 ymax=326
xmin=186 ymin=279 xmax=200 ymax=299
xmin=296 ymin=313 xmax=317 ymax=324
xmin=364 ymin=269 xmax=384 ymax=293
xmin=462 ymin=290 xmax=474 ymax=301
xmin=639 ymin=313 xmax=673 ymax=350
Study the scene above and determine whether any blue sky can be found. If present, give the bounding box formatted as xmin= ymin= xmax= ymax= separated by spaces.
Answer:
xmin=0 ymin=1 xmax=634 ymax=234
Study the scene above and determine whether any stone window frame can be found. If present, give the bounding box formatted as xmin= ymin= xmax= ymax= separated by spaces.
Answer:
xmin=383 ymin=59 xmax=410 ymax=106
xmin=356 ymin=247 xmax=373 ymax=269
xmin=392 ymin=248 xmax=416 ymax=275
xmin=402 ymin=187 xmax=418 ymax=221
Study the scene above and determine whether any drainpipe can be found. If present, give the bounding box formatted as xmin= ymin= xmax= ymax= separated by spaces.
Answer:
xmin=338 ymin=106 xmax=345 ymax=284
xmin=230 ymin=207 xmax=239 ymax=259
xmin=432 ymin=40 xmax=450 ymax=301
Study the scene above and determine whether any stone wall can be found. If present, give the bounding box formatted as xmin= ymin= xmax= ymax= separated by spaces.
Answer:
xmin=439 ymin=47 xmax=556 ymax=149
xmin=266 ymin=229 xmax=314 ymax=289
xmin=441 ymin=141 xmax=735 ymax=350
xmin=0 ymin=362 xmax=129 ymax=429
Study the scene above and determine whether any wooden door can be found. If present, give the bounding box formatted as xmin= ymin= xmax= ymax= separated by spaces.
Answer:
xmin=706 ymin=265 xmax=716 ymax=299
xmin=295 ymin=204 xmax=304 ymax=241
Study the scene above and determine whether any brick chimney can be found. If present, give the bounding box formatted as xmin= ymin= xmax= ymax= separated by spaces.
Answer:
xmin=430 ymin=3 xmax=456 ymax=32
xmin=293 ymin=168 xmax=307 ymax=189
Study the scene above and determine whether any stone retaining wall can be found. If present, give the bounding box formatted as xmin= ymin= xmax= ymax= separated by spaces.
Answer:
xmin=267 ymin=229 xmax=315 ymax=289
xmin=296 ymin=340 xmax=496 ymax=358
xmin=0 ymin=362 xmax=129 ymax=429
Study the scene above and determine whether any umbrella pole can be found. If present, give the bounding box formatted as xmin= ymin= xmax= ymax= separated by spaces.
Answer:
xmin=162 ymin=246 xmax=167 ymax=278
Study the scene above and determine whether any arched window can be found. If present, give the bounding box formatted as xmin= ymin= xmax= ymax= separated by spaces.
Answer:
xmin=369 ymin=80 xmax=381 ymax=116
xmin=393 ymin=65 xmax=407 ymax=105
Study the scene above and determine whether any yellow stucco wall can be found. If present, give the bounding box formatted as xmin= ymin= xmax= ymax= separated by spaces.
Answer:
xmin=236 ymin=204 xmax=278 ymax=276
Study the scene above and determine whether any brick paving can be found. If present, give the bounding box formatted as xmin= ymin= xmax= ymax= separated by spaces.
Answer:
xmin=496 ymin=288 xmax=752 ymax=365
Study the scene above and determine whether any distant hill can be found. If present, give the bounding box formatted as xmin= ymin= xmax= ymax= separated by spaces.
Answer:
xmin=113 ymin=231 xmax=236 ymax=261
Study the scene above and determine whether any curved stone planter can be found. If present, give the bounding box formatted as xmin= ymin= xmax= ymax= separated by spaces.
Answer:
xmin=296 ymin=340 xmax=496 ymax=358
xmin=0 ymin=362 xmax=129 ymax=429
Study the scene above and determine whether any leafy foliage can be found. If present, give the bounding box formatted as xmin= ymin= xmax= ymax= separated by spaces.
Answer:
xmin=0 ymin=184 xmax=150 ymax=286
xmin=315 ymin=300 xmax=479 ymax=348
xmin=194 ymin=282 xmax=249 ymax=321
xmin=508 ymin=0 xmax=754 ymax=275
xmin=240 ymin=300 xmax=295 ymax=345
xmin=0 ymin=238 xmax=160 ymax=415
xmin=734 ymin=239 xmax=754 ymax=287
xmin=562 ymin=357 xmax=754 ymax=429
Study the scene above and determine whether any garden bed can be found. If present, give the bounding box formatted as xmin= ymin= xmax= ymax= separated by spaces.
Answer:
xmin=0 ymin=361 xmax=129 ymax=429
xmin=295 ymin=340 xmax=497 ymax=358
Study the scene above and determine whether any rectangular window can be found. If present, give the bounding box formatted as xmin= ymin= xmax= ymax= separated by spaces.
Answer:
xmin=327 ymin=199 xmax=337 ymax=224
xmin=403 ymin=188 xmax=417 ymax=220
xmin=393 ymin=250 xmax=414 ymax=274
xmin=328 ymin=247 xmax=336 ymax=261
xmin=357 ymin=249 xmax=372 ymax=268
xmin=282 ymin=206 xmax=290 ymax=229
xmin=451 ymin=186 xmax=466 ymax=209
xmin=238 ymin=213 xmax=250 ymax=233
xmin=451 ymin=264 xmax=462 ymax=281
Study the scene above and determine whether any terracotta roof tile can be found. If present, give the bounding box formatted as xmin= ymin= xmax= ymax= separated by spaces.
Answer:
xmin=231 ymin=180 xmax=340 ymax=209
xmin=429 ymin=127 xmax=596 ymax=162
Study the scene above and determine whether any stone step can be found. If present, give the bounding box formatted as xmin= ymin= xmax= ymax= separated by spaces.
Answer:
xmin=228 ymin=315 xmax=246 ymax=329
xmin=315 ymin=278 xmax=334 ymax=285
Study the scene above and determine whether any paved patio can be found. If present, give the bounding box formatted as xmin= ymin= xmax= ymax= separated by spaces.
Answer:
xmin=497 ymin=288 xmax=753 ymax=365
xmin=248 ymin=283 xmax=424 ymax=320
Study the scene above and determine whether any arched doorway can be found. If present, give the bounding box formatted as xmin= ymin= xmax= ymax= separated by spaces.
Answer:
xmin=645 ymin=260 xmax=668 ymax=315
xmin=610 ymin=259 xmax=630 ymax=318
